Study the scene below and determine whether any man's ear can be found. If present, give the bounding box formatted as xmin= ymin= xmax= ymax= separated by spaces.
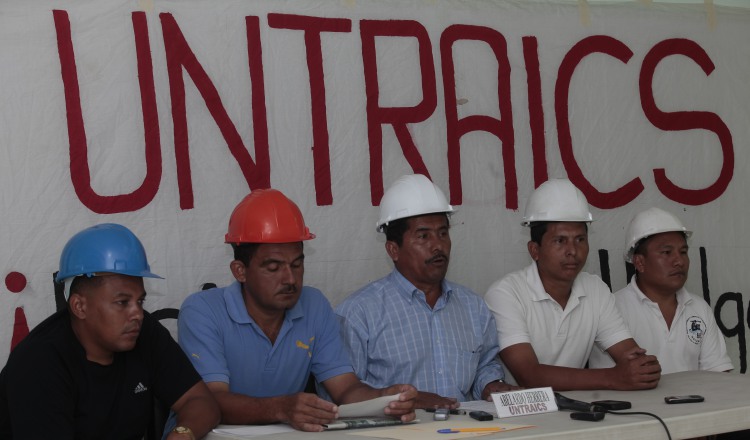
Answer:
xmin=632 ymin=253 xmax=646 ymax=273
xmin=528 ymin=241 xmax=540 ymax=261
xmin=385 ymin=241 xmax=400 ymax=263
xmin=230 ymin=260 xmax=247 ymax=283
xmin=69 ymin=293 xmax=87 ymax=319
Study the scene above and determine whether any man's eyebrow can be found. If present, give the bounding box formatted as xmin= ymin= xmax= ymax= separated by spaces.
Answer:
xmin=656 ymin=243 xmax=682 ymax=250
xmin=260 ymin=254 xmax=305 ymax=266
xmin=415 ymin=225 xmax=444 ymax=232
xmin=113 ymin=291 xmax=146 ymax=299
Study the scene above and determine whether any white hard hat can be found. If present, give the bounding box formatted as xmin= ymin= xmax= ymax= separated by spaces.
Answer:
xmin=521 ymin=179 xmax=593 ymax=226
xmin=377 ymin=174 xmax=454 ymax=232
xmin=624 ymin=207 xmax=692 ymax=263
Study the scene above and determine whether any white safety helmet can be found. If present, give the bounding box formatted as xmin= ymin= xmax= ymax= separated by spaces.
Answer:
xmin=521 ymin=179 xmax=593 ymax=226
xmin=376 ymin=174 xmax=454 ymax=232
xmin=624 ymin=207 xmax=692 ymax=263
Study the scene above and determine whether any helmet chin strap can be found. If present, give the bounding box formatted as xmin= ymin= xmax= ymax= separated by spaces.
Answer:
xmin=63 ymin=278 xmax=74 ymax=301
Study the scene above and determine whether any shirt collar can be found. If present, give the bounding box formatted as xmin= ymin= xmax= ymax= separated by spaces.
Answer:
xmin=628 ymin=275 xmax=692 ymax=306
xmin=389 ymin=269 xmax=452 ymax=304
xmin=526 ymin=262 xmax=587 ymax=302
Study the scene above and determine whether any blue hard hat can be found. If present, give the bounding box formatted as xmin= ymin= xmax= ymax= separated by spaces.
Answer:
xmin=55 ymin=223 xmax=162 ymax=282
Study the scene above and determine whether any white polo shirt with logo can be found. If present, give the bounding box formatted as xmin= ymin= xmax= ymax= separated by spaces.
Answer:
xmin=485 ymin=263 xmax=632 ymax=385
xmin=588 ymin=277 xmax=733 ymax=373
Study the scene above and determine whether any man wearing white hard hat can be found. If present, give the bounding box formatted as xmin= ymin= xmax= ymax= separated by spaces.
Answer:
xmin=485 ymin=179 xmax=661 ymax=391
xmin=336 ymin=174 xmax=513 ymax=409
xmin=588 ymin=207 xmax=732 ymax=373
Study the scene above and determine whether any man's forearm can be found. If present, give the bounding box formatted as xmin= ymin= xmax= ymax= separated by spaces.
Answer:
xmin=511 ymin=364 xmax=617 ymax=391
xmin=173 ymin=395 xmax=221 ymax=438
xmin=213 ymin=391 xmax=289 ymax=425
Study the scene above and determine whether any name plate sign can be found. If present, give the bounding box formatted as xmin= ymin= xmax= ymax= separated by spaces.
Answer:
xmin=491 ymin=387 xmax=558 ymax=418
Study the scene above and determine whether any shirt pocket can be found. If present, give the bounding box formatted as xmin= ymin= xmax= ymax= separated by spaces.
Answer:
xmin=450 ymin=340 xmax=482 ymax=394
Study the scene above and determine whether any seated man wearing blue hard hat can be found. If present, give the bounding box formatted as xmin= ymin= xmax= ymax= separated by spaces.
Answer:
xmin=0 ymin=223 xmax=219 ymax=440
xmin=168 ymin=189 xmax=417 ymax=433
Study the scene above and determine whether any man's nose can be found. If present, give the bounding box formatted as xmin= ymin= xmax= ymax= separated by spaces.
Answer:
xmin=565 ymin=241 xmax=577 ymax=256
xmin=130 ymin=303 xmax=144 ymax=321
xmin=281 ymin=264 xmax=296 ymax=284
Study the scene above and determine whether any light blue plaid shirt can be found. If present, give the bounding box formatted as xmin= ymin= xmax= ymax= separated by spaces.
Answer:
xmin=335 ymin=270 xmax=505 ymax=401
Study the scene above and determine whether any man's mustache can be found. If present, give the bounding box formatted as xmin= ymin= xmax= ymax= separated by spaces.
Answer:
xmin=426 ymin=253 xmax=449 ymax=264
xmin=278 ymin=285 xmax=298 ymax=294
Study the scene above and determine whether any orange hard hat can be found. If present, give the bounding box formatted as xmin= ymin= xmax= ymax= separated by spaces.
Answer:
xmin=225 ymin=189 xmax=315 ymax=244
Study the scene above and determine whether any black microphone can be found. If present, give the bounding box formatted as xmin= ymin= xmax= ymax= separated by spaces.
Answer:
xmin=554 ymin=393 xmax=604 ymax=412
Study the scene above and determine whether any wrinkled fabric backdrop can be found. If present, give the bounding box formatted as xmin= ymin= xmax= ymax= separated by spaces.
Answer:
xmin=1 ymin=0 xmax=749 ymax=372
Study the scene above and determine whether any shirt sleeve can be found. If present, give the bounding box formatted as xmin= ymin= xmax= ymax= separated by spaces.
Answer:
xmin=470 ymin=306 xmax=506 ymax=399
xmin=592 ymin=279 xmax=633 ymax=352
xmin=178 ymin=295 xmax=231 ymax=384
xmin=484 ymin=277 xmax=531 ymax=350
xmin=308 ymin=291 xmax=354 ymax=384
xmin=333 ymin=299 xmax=371 ymax=385
xmin=698 ymin=303 xmax=734 ymax=372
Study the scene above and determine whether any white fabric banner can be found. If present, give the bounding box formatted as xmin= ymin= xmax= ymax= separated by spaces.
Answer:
xmin=0 ymin=0 xmax=749 ymax=372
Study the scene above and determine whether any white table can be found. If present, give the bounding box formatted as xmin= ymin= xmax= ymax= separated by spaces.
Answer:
xmin=206 ymin=370 xmax=750 ymax=440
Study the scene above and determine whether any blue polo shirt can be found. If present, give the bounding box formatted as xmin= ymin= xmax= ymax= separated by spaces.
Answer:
xmin=178 ymin=282 xmax=353 ymax=396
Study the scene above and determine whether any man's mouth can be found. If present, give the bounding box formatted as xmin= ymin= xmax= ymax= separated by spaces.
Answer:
xmin=123 ymin=326 xmax=141 ymax=336
xmin=277 ymin=287 xmax=298 ymax=296
xmin=427 ymin=254 xmax=449 ymax=265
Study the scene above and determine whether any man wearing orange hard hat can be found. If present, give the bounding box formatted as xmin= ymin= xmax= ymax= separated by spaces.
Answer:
xmin=169 ymin=189 xmax=417 ymax=432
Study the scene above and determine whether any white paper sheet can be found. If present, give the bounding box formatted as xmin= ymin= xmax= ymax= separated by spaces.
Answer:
xmin=338 ymin=393 xmax=401 ymax=418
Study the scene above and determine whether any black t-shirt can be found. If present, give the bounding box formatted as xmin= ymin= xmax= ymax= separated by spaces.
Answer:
xmin=0 ymin=309 xmax=201 ymax=439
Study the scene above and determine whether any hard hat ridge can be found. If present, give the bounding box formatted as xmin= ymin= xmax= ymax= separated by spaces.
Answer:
xmin=624 ymin=207 xmax=692 ymax=263
xmin=225 ymin=188 xmax=315 ymax=244
xmin=56 ymin=223 xmax=162 ymax=283
xmin=521 ymin=179 xmax=593 ymax=226
xmin=376 ymin=174 xmax=455 ymax=232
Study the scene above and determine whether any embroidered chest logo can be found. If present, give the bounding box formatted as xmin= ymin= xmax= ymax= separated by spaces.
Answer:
xmin=296 ymin=337 xmax=315 ymax=357
xmin=134 ymin=382 xmax=148 ymax=394
xmin=686 ymin=316 xmax=706 ymax=344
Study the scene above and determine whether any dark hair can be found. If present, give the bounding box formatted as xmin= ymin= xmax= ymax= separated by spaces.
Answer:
xmin=383 ymin=213 xmax=450 ymax=246
xmin=68 ymin=275 xmax=107 ymax=301
xmin=231 ymin=243 xmax=261 ymax=266
xmin=529 ymin=221 xmax=588 ymax=245
xmin=529 ymin=222 xmax=549 ymax=245
xmin=632 ymin=237 xmax=651 ymax=259
xmin=383 ymin=218 xmax=410 ymax=246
